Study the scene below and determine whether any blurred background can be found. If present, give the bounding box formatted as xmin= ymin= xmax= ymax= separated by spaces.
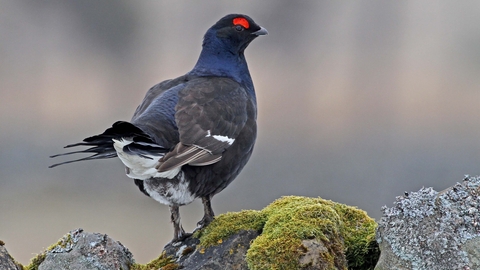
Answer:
xmin=2 ymin=0 xmax=480 ymax=264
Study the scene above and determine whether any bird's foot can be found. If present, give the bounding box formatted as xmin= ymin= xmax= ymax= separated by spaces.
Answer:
xmin=194 ymin=196 xmax=215 ymax=233
xmin=167 ymin=232 xmax=193 ymax=247
xmin=193 ymin=214 xmax=215 ymax=233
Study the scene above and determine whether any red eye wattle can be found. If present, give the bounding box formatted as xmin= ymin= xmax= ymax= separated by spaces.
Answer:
xmin=233 ymin=17 xmax=249 ymax=29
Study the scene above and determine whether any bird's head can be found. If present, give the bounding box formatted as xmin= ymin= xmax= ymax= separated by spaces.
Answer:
xmin=203 ymin=14 xmax=268 ymax=55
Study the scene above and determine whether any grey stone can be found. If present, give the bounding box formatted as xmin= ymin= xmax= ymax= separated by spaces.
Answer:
xmin=298 ymin=239 xmax=329 ymax=268
xmin=164 ymin=230 xmax=259 ymax=270
xmin=298 ymin=239 xmax=348 ymax=270
xmin=38 ymin=228 xmax=134 ymax=270
xmin=376 ymin=175 xmax=480 ymax=270
xmin=0 ymin=243 xmax=21 ymax=270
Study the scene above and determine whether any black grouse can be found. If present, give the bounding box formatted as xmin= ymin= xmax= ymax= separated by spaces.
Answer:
xmin=50 ymin=14 xmax=267 ymax=242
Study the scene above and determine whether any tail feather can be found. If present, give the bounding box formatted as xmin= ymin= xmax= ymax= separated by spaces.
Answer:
xmin=50 ymin=144 xmax=114 ymax=158
xmin=123 ymin=142 xmax=168 ymax=157
xmin=49 ymin=152 xmax=117 ymax=168
xmin=49 ymin=121 xmax=155 ymax=168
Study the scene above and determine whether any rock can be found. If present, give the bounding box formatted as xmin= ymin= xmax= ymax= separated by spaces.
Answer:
xmin=36 ymin=228 xmax=134 ymax=270
xmin=164 ymin=230 xmax=259 ymax=270
xmin=20 ymin=196 xmax=379 ymax=270
xmin=376 ymin=175 xmax=480 ymax=270
xmin=0 ymin=242 xmax=22 ymax=270
xmin=185 ymin=196 xmax=379 ymax=270
xmin=298 ymin=239 xmax=338 ymax=270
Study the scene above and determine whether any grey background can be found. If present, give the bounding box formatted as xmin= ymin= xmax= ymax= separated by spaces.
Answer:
xmin=2 ymin=1 xmax=480 ymax=264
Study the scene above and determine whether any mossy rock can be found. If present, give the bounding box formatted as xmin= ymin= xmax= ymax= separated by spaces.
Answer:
xmin=19 ymin=196 xmax=378 ymax=270
xmin=130 ymin=252 xmax=178 ymax=270
xmin=21 ymin=230 xmax=177 ymax=270
xmin=195 ymin=196 xmax=379 ymax=270
xmin=22 ymin=229 xmax=137 ymax=270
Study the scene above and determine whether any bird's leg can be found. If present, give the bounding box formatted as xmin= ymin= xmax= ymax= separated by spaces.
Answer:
xmin=169 ymin=205 xmax=191 ymax=242
xmin=196 ymin=196 xmax=215 ymax=230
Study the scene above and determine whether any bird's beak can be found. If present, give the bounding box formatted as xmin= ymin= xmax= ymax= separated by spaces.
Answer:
xmin=252 ymin=26 xmax=268 ymax=36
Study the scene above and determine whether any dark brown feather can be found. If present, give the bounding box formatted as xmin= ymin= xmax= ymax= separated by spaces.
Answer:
xmin=157 ymin=77 xmax=249 ymax=172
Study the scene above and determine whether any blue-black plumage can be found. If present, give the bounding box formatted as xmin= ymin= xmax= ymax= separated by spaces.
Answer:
xmin=50 ymin=14 xmax=267 ymax=242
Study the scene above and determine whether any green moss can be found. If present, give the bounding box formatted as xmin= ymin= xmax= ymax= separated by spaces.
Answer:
xmin=23 ymin=253 xmax=45 ymax=270
xmin=23 ymin=246 xmax=53 ymax=270
xmin=130 ymin=252 xmax=178 ymax=270
xmin=247 ymin=197 xmax=345 ymax=270
xmin=195 ymin=209 xmax=266 ymax=247
xmin=333 ymin=203 xmax=379 ymax=269
xmin=196 ymin=196 xmax=379 ymax=270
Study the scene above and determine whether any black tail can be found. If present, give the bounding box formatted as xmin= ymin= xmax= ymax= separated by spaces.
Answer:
xmin=49 ymin=121 xmax=155 ymax=168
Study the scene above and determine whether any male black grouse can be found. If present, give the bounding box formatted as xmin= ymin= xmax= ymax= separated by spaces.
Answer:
xmin=50 ymin=14 xmax=267 ymax=242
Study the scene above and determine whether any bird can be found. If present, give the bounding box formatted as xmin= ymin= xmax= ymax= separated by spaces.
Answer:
xmin=50 ymin=14 xmax=267 ymax=243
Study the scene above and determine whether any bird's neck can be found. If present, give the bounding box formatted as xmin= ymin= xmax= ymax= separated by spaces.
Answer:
xmin=190 ymin=38 xmax=256 ymax=100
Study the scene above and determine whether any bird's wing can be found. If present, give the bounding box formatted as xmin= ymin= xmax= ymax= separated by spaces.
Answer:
xmin=157 ymin=77 xmax=249 ymax=172
xmin=130 ymin=75 xmax=191 ymax=148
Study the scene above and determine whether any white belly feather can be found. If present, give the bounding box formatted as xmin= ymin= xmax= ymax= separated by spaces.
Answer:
xmin=143 ymin=171 xmax=195 ymax=206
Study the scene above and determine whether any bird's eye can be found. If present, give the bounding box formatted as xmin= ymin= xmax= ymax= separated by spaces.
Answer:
xmin=234 ymin=25 xmax=244 ymax=32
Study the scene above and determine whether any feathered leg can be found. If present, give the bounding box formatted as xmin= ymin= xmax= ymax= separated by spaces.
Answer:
xmin=196 ymin=196 xmax=215 ymax=229
xmin=169 ymin=205 xmax=190 ymax=242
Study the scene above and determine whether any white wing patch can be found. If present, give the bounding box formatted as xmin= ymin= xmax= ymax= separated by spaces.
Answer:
xmin=113 ymin=139 xmax=180 ymax=180
xmin=206 ymin=130 xmax=235 ymax=145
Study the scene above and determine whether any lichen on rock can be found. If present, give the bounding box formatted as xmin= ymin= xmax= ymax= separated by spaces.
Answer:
xmin=376 ymin=175 xmax=480 ymax=269
xmin=25 ymin=228 xmax=135 ymax=270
